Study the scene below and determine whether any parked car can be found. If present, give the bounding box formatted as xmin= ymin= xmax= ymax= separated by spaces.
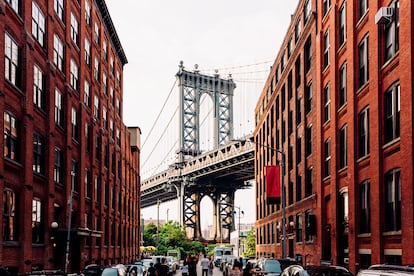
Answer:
xmin=357 ymin=264 xmax=414 ymax=276
xmin=281 ymin=265 xmax=353 ymax=276
xmin=102 ymin=265 xmax=127 ymax=276
xmin=82 ymin=265 xmax=107 ymax=276
xmin=126 ymin=262 xmax=146 ymax=276
xmin=165 ymin=256 xmax=179 ymax=273
xmin=255 ymin=258 xmax=299 ymax=276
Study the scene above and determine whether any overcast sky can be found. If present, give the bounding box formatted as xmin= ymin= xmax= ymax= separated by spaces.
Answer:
xmin=105 ymin=0 xmax=299 ymax=227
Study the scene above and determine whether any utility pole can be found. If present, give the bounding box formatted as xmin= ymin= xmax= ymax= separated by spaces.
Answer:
xmin=156 ymin=199 xmax=160 ymax=251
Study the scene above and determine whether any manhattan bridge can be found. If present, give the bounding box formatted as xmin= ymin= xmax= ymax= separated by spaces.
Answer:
xmin=140 ymin=60 xmax=271 ymax=242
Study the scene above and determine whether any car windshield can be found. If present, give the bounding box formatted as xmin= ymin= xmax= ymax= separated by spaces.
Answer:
xmin=264 ymin=261 xmax=282 ymax=273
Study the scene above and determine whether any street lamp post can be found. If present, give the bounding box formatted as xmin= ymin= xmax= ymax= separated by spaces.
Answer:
xmin=65 ymin=172 xmax=75 ymax=274
xmin=233 ymin=138 xmax=287 ymax=258
xmin=233 ymin=206 xmax=244 ymax=257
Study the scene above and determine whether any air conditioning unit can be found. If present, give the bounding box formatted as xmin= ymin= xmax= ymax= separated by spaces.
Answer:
xmin=375 ymin=7 xmax=393 ymax=24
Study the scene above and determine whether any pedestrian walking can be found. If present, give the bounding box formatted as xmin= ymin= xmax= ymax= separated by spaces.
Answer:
xmin=207 ymin=255 xmax=214 ymax=276
xmin=200 ymin=254 xmax=210 ymax=276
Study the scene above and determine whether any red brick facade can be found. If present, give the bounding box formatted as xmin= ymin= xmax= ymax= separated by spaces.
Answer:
xmin=254 ymin=0 xmax=413 ymax=273
xmin=0 ymin=0 xmax=140 ymax=274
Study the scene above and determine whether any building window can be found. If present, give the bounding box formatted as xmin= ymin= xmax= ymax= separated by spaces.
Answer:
xmin=5 ymin=33 xmax=19 ymax=86
xmin=296 ymin=175 xmax=302 ymax=202
xmin=4 ymin=111 xmax=19 ymax=161
xmin=3 ymin=189 xmax=18 ymax=241
xmin=94 ymin=57 xmax=100 ymax=81
xmin=324 ymin=139 xmax=331 ymax=178
xmin=296 ymin=97 xmax=302 ymax=125
xmin=358 ymin=107 xmax=370 ymax=158
xmin=116 ymin=71 xmax=120 ymax=88
xmin=116 ymin=98 xmax=121 ymax=116
xmin=70 ymin=12 xmax=79 ymax=46
xmin=71 ymin=107 xmax=78 ymax=140
xmin=32 ymin=2 xmax=45 ymax=47
xmin=295 ymin=18 xmax=301 ymax=42
xmin=85 ymin=38 xmax=91 ymax=66
xmin=296 ymin=136 xmax=302 ymax=165
xmin=71 ymin=160 xmax=79 ymax=192
xmin=94 ymin=95 xmax=100 ymax=118
xmin=103 ymin=40 xmax=108 ymax=60
xmin=323 ymin=83 xmax=330 ymax=123
xmin=295 ymin=56 xmax=301 ymax=88
xmin=339 ymin=63 xmax=347 ymax=107
xmin=55 ymin=88 xmax=64 ymax=127
xmin=84 ymin=80 xmax=90 ymax=107
xmin=116 ymin=129 xmax=121 ymax=146
xmin=85 ymin=0 xmax=91 ymax=25
xmin=33 ymin=65 xmax=44 ymax=109
xmin=305 ymin=167 xmax=312 ymax=197
xmin=53 ymin=34 xmax=64 ymax=71
xmin=359 ymin=180 xmax=370 ymax=234
xmin=339 ymin=125 xmax=347 ymax=169
xmin=54 ymin=148 xmax=63 ymax=184
xmin=323 ymin=29 xmax=330 ymax=69
xmin=33 ymin=133 xmax=45 ymax=174
xmin=110 ymin=56 xmax=115 ymax=75
xmin=280 ymin=51 xmax=285 ymax=72
xmin=384 ymin=1 xmax=399 ymax=63
xmin=6 ymin=0 xmax=20 ymax=14
xmin=54 ymin=0 xmax=64 ymax=21
xmin=32 ymin=198 xmax=44 ymax=244
xmin=323 ymin=0 xmax=331 ymax=16
xmin=339 ymin=2 xmax=346 ymax=46
xmin=304 ymin=0 xmax=312 ymax=24
xmin=305 ymin=125 xmax=312 ymax=157
xmin=384 ymin=168 xmax=401 ymax=232
xmin=287 ymin=37 xmax=292 ymax=59
xmin=102 ymin=72 xmax=107 ymax=94
xmin=85 ymin=123 xmax=91 ymax=153
xmin=296 ymin=213 xmax=303 ymax=242
xmin=358 ymin=0 xmax=368 ymax=20
xmin=358 ymin=35 xmax=369 ymax=87
xmin=94 ymin=21 xmax=100 ymax=44
xmin=103 ymin=106 xmax=107 ymax=129
xmin=70 ymin=59 xmax=79 ymax=90
xmin=384 ymin=82 xmax=400 ymax=143
xmin=305 ymin=82 xmax=312 ymax=114
xmin=305 ymin=210 xmax=315 ymax=242
xmin=85 ymin=168 xmax=92 ymax=198
xmin=304 ymin=37 xmax=312 ymax=73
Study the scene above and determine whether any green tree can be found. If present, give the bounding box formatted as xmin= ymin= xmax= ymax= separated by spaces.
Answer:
xmin=243 ymin=227 xmax=256 ymax=258
xmin=143 ymin=223 xmax=157 ymax=246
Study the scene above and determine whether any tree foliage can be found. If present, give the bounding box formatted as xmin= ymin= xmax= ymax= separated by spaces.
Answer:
xmin=243 ymin=227 xmax=256 ymax=258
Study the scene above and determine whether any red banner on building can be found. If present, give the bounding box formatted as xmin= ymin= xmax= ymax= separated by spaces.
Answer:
xmin=266 ymin=165 xmax=281 ymax=204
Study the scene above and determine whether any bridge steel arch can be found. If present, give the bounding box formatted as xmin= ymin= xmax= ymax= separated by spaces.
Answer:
xmin=172 ymin=62 xmax=239 ymax=241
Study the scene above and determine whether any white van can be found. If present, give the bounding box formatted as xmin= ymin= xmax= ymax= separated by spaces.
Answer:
xmin=357 ymin=264 xmax=414 ymax=276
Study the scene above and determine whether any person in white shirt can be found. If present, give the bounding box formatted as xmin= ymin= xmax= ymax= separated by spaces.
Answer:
xmin=200 ymin=254 xmax=210 ymax=276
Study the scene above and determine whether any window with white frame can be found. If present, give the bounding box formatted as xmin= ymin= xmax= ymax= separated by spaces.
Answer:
xmin=358 ymin=106 xmax=370 ymax=158
xmin=94 ymin=56 xmax=99 ymax=81
xmin=94 ymin=95 xmax=99 ymax=118
xmin=84 ymin=80 xmax=90 ymax=107
xmin=339 ymin=2 xmax=346 ymax=46
xmin=323 ymin=83 xmax=330 ymax=123
xmin=33 ymin=65 xmax=44 ymax=109
xmin=359 ymin=180 xmax=370 ymax=234
xmin=323 ymin=29 xmax=330 ymax=68
xmin=71 ymin=107 xmax=78 ymax=140
xmin=53 ymin=34 xmax=64 ymax=71
xmin=32 ymin=2 xmax=45 ymax=47
xmin=70 ymin=59 xmax=79 ymax=90
xmin=55 ymin=88 xmax=64 ymax=127
xmin=94 ymin=21 xmax=100 ymax=44
xmin=110 ymin=86 xmax=114 ymax=106
xmin=85 ymin=0 xmax=91 ymax=25
xmin=323 ymin=0 xmax=330 ymax=16
xmin=324 ymin=138 xmax=331 ymax=178
xmin=3 ymin=189 xmax=18 ymax=241
xmin=305 ymin=82 xmax=312 ymax=114
xmin=339 ymin=62 xmax=347 ymax=107
xmin=116 ymin=98 xmax=120 ymax=116
xmin=102 ymin=72 xmax=107 ymax=94
xmin=6 ymin=0 xmax=20 ymax=14
xmin=5 ymin=33 xmax=19 ymax=86
xmin=295 ymin=18 xmax=301 ymax=42
xmin=84 ymin=38 xmax=91 ymax=66
xmin=54 ymin=0 xmax=64 ymax=21
xmin=384 ymin=0 xmax=399 ymax=63
xmin=4 ymin=111 xmax=19 ymax=161
xmin=296 ymin=213 xmax=303 ymax=242
xmin=70 ymin=12 xmax=79 ymax=46
xmin=54 ymin=148 xmax=63 ymax=184
xmin=33 ymin=133 xmax=44 ymax=174
xmin=103 ymin=106 xmax=107 ymax=129
xmin=358 ymin=35 xmax=369 ymax=87
xmin=32 ymin=198 xmax=44 ymax=243
xmin=384 ymin=168 xmax=401 ymax=232
xmin=304 ymin=0 xmax=312 ymax=24
xmin=339 ymin=125 xmax=347 ymax=169
xmin=384 ymin=82 xmax=400 ymax=143
xmin=287 ymin=37 xmax=292 ymax=59
xmin=358 ymin=0 xmax=368 ymax=20
xmin=116 ymin=71 xmax=120 ymax=88
xmin=103 ymin=40 xmax=107 ymax=60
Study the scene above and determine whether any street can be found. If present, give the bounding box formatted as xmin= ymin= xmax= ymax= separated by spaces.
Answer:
xmin=174 ymin=262 xmax=223 ymax=276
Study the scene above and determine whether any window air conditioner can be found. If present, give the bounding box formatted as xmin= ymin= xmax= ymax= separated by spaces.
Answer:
xmin=375 ymin=7 xmax=394 ymax=24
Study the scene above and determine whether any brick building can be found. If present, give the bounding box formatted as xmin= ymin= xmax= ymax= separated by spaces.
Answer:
xmin=0 ymin=0 xmax=141 ymax=274
xmin=254 ymin=0 xmax=413 ymax=273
